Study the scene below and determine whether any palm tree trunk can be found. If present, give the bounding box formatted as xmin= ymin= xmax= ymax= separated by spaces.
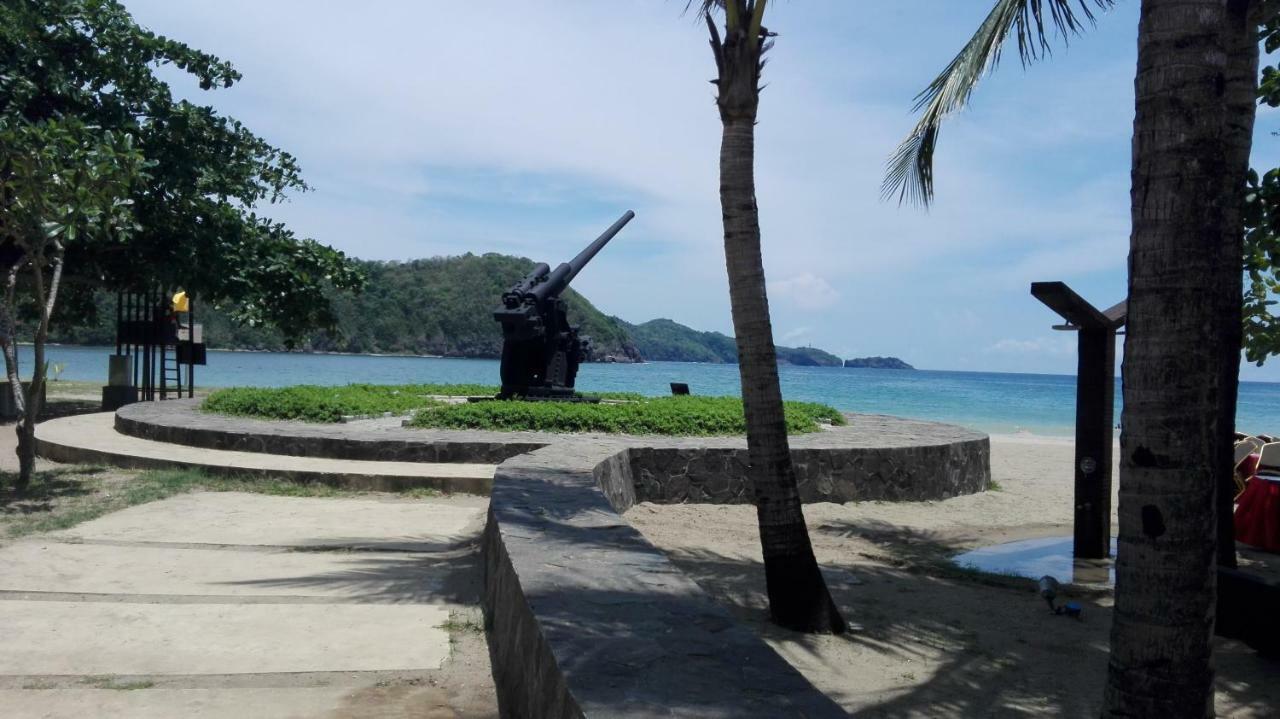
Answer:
xmin=705 ymin=3 xmax=845 ymax=634
xmin=1103 ymin=1 xmax=1230 ymax=715
xmin=720 ymin=117 xmax=845 ymax=634
xmin=1215 ymin=0 xmax=1259 ymax=570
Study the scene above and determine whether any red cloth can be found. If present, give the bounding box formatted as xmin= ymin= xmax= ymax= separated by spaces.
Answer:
xmin=1236 ymin=472 xmax=1280 ymax=552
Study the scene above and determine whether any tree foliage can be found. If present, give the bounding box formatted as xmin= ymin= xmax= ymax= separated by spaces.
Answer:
xmin=0 ymin=0 xmax=363 ymax=342
xmin=1243 ymin=9 xmax=1280 ymax=363
xmin=0 ymin=0 xmax=364 ymax=488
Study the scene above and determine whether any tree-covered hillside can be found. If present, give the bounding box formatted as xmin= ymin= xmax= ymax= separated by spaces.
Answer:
xmin=51 ymin=254 xmax=641 ymax=361
xmin=619 ymin=318 xmax=844 ymax=366
xmin=51 ymin=252 xmax=850 ymax=366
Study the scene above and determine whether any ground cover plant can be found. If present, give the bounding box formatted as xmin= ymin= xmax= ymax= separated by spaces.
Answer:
xmin=203 ymin=384 xmax=482 ymax=422
xmin=408 ymin=395 xmax=846 ymax=436
xmin=202 ymin=384 xmax=646 ymax=422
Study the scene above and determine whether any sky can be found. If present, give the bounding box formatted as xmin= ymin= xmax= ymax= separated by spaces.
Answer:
xmin=123 ymin=0 xmax=1280 ymax=380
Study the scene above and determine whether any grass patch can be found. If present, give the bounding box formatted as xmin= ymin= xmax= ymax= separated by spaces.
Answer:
xmin=987 ymin=479 xmax=1004 ymax=492
xmin=408 ymin=395 xmax=847 ymax=436
xmin=85 ymin=678 xmax=155 ymax=691
xmin=203 ymin=384 xmax=461 ymax=423
xmin=204 ymin=384 xmax=671 ymax=423
xmin=1 ymin=467 xmax=438 ymax=540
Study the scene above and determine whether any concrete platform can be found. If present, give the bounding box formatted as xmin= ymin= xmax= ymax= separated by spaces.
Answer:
xmin=0 ymin=601 xmax=451 ymax=675
xmin=0 ymin=541 xmax=469 ymax=602
xmin=35 ymin=412 xmax=496 ymax=493
xmin=0 ymin=491 xmax=495 ymax=716
xmin=51 ymin=491 xmax=487 ymax=551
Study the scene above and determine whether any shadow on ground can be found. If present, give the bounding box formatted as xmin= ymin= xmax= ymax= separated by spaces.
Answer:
xmin=0 ymin=466 xmax=104 ymax=514
xmin=625 ymin=512 xmax=1279 ymax=717
xmin=214 ymin=539 xmax=484 ymax=605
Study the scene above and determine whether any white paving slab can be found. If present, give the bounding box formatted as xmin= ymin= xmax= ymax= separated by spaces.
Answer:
xmin=0 ymin=541 xmax=457 ymax=602
xmin=0 ymin=601 xmax=452 ymax=675
xmin=0 ymin=688 xmax=356 ymax=719
xmin=53 ymin=492 xmax=488 ymax=550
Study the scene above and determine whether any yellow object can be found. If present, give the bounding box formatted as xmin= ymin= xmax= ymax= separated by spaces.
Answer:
xmin=172 ymin=291 xmax=189 ymax=313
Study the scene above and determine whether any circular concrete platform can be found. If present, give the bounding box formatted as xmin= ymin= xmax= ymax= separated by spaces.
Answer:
xmin=107 ymin=398 xmax=992 ymax=503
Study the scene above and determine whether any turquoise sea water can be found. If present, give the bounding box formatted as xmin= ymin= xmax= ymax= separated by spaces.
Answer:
xmin=24 ymin=344 xmax=1280 ymax=437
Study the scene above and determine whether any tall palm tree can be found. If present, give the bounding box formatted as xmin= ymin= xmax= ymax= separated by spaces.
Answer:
xmin=693 ymin=0 xmax=845 ymax=634
xmin=884 ymin=1 xmax=1253 ymax=714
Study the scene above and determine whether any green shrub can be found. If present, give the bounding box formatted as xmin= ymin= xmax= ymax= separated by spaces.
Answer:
xmin=202 ymin=384 xmax=457 ymax=422
xmin=203 ymin=385 xmax=847 ymax=434
xmin=408 ymin=395 xmax=846 ymax=436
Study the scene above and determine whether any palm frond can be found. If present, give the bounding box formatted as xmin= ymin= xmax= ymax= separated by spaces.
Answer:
xmin=882 ymin=0 xmax=1114 ymax=207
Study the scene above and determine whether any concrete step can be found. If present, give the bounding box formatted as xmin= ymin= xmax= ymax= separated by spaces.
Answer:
xmin=35 ymin=413 xmax=495 ymax=494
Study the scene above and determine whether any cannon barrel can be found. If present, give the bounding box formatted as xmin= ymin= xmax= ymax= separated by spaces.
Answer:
xmin=502 ymin=262 xmax=551 ymax=308
xmin=529 ymin=210 xmax=634 ymax=303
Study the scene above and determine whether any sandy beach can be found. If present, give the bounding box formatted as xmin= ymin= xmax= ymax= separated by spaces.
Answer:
xmin=626 ymin=434 xmax=1280 ymax=717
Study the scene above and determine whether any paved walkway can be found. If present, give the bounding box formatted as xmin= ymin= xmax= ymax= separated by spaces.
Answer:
xmin=0 ymin=491 xmax=498 ymax=717
xmin=36 ymin=413 xmax=496 ymax=493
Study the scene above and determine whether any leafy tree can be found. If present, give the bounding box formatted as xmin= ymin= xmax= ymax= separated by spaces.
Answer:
xmin=0 ymin=118 xmax=146 ymax=487
xmin=693 ymin=0 xmax=846 ymax=634
xmin=1243 ymin=9 xmax=1280 ymax=363
xmin=886 ymin=0 xmax=1263 ymax=713
xmin=0 ymin=0 xmax=363 ymax=487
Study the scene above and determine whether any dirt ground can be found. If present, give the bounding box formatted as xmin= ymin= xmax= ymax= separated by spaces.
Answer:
xmin=626 ymin=434 xmax=1280 ymax=718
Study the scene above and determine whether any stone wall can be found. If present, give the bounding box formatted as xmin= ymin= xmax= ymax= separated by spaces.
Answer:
xmin=483 ymin=442 xmax=848 ymax=718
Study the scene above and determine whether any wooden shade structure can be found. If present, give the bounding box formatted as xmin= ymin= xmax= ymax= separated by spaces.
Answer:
xmin=1031 ymin=281 xmax=1126 ymax=560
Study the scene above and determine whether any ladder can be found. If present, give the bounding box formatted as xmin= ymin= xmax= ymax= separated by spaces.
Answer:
xmin=160 ymin=344 xmax=182 ymax=399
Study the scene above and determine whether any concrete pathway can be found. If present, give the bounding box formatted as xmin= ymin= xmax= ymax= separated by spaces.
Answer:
xmin=35 ymin=413 xmax=497 ymax=493
xmin=0 ymin=492 xmax=498 ymax=717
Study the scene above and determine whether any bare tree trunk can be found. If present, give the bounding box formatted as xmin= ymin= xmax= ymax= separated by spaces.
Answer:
xmin=1103 ymin=1 xmax=1230 ymax=715
xmin=0 ymin=259 xmax=25 ymax=491
xmin=705 ymin=3 xmax=845 ymax=634
xmin=15 ymin=244 xmax=61 ymax=490
xmin=1215 ymin=0 xmax=1260 ymax=570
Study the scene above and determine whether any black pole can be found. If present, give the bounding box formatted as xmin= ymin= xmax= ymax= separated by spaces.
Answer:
xmin=114 ymin=290 xmax=122 ymax=356
xmin=188 ymin=296 xmax=195 ymax=399
xmin=1074 ymin=327 xmax=1116 ymax=559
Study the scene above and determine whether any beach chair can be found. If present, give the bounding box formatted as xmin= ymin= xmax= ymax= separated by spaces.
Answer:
xmin=1236 ymin=439 xmax=1264 ymax=497
xmin=1255 ymin=442 xmax=1280 ymax=476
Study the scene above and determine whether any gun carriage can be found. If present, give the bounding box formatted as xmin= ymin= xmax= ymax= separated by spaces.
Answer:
xmin=493 ymin=210 xmax=634 ymax=400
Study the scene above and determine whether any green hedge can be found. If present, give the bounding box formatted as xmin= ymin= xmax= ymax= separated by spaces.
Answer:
xmin=202 ymin=384 xmax=648 ymax=423
xmin=408 ymin=396 xmax=846 ymax=436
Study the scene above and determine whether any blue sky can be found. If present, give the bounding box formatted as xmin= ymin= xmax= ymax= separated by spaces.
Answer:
xmin=124 ymin=1 xmax=1280 ymax=380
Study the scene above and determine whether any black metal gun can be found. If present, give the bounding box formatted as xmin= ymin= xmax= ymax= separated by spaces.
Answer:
xmin=493 ymin=210 xmax=634 ymax=399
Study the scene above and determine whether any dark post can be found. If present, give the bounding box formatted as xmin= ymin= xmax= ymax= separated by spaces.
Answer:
xmin=1031 ymin=282 xmax=1126 ymax=560
xmin=1074 ymin=327 xmax=1116 ymax=558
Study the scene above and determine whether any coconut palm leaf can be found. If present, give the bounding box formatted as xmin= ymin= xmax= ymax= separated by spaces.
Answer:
xmin=883 ymin=0 xmax=1115 ymax=207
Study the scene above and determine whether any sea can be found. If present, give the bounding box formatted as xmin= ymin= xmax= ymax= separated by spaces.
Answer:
xmin=23 ymin=344 xmax=1280 ymax=438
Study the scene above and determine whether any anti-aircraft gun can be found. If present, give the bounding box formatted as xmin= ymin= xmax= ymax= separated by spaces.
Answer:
xmin=493 ymin=210 xmax=634 ymax=399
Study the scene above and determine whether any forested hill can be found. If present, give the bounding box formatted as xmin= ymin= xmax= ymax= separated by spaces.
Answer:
xmin=618 ymin=318 xmax=844 ymax=366
xmin=53 ymin=254 xmax=641 ymax=362
xmin=51 ymin=253 xmax=846 ymax=365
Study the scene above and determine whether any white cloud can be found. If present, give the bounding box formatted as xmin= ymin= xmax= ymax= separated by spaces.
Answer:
xmin=770 ymin=274 xmax=840 ymax=310
xmin=781 ymin=326 xmax=813 ymax=343
xmin=986 ymin=337 xmax=1076 ymax=356
xmin=113 ymin=1 xmax=1280 ymax=379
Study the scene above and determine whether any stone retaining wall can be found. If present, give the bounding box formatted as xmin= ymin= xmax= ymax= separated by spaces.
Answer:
xmin=115 ymin=399 xmax=548 ymax=464
xmin=483 ymin=442 xmax=848 ymax=718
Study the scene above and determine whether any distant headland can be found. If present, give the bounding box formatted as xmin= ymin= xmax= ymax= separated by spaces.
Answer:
xmin=844 ymin=356 xmax=915 ymax=370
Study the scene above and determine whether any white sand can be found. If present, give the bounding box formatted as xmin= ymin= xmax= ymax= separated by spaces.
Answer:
xmin=626 ymin=435 xmax=1279 ymax=718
